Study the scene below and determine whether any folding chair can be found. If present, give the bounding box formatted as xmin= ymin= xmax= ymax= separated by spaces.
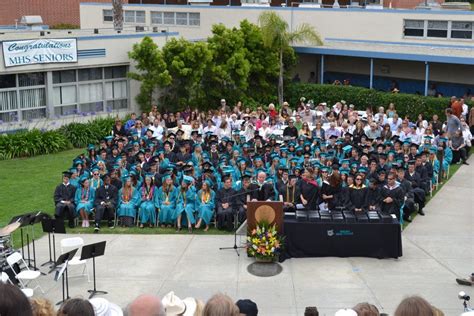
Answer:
xmin=60 ymin=237 xmax=90 ymax=282
xmin=6 ymin=252 xmax=44 ymax=294
xmin=1 ymin=271 xmax=34 ymax=298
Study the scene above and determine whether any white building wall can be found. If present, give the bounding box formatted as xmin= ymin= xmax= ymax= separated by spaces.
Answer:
xmin=80 ymin=3 xmax=474 ymax=46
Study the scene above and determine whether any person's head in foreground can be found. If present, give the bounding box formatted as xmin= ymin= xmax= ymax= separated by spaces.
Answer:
xmin=31 ymin=298 xmax=55 ymax=316
xmin=127 ymin=294 xmax=165 ymax=316
xmin=57 ymin=298 xmax=95 ymax=316
xmin=0 ymin=283 xmax=33 ymax=316
xmin=203 ymin=293 xmax=239 ymax=316
xmin=352 ymin=302 xmax=380 ymax=316
xmin=394 ymin=295 xmax=435 ymax=316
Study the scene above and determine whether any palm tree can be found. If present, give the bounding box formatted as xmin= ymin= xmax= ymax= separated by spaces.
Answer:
xmin=258 ymin=11 xmax=323 ymax=106
xmin=112 ymin=0 xmax=123 ymax=31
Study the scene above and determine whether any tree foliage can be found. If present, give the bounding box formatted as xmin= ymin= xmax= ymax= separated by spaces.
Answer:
xmin=258 ymin=11 xmax=322 ymax=106
xmin=128 ymin=37 xmax=172 ymax=111
xmin=162 ymin=38 xmax=212 ymax=108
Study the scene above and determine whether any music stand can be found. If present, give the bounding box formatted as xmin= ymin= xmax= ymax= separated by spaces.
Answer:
xmin=80 ymin=241 xmax=107 ymax=299
xmin=41 ymin=218 xmax=66 ymax=267
xmin=9 ymin=213 xmax=34 ymax=260
xmin=27 ymin=211 xmax=49 ymax=273
xmin=52 ymin=248 xmax=78 ymax=305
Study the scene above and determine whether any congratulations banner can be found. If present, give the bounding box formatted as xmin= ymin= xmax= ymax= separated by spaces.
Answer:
xmin=2 ymin=38 xmax=78 ymax=67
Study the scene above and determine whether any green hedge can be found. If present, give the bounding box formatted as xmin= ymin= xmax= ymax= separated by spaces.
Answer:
xmin=285 ymin=83 xmax=470 ymax=120
xmin=0 ymin=117 xmax=116 ymax=160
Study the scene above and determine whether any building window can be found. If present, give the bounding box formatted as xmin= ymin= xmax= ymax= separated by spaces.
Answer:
xmin=189 ymin=13 xmax=200 ymax=26
xmin=163 ymin=12 xmax=175 ymax=25
xmin=53 ymin=86 xmax=77 ymax=106
xmin=53 ymin=70 xmax=76 ymax=84
xmin=427 ymin=20 xmax=448 ymax=38
xmin=404 ymin=20 xmax=424 ymax=37
xmin=151 ymin=12 xmax=163 ymax=25
xmin=105 ymin=66 xmax=127 ymax=79
xmin=0 ymin=74 xmax=16 ymax=89
xmin=124 ymin=10 xmax=146 ymax=24
xmin=176 ymin=12 xmax=188 ymax=26
xmin=18 ymin=72 xmax=45 ymax=87
xmin=451 ymin=21 xmax=472 ymax=39
xmin=78 ymin=68 xmax=102 ymax=81
xmin=103 ymin=10 xmax=113 ymax=22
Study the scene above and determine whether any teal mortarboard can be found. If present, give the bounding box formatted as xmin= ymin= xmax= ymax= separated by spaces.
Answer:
xmin=342 ymin=145 xmax=352 ymax=153
xmin=320 ymin=152 xmax=328 ymax=158
xmin=341 ymin=159 xmax=350 ymax=165
xmin=320 ymin=141 xmax=327 ymax=147
xmin=162 ymin=174 xmax=172 ymax=181
xmin=288 ymin=142 xmax=296 ymax=147
xmin=429 ymin=146 xmax=438 ymax=153
xmin=145 ymin=173 xmax=154 ymax=179
xmin=183 ymin=175 xmax=194 ymax=185
xmin=295 ymin=146 xmax=303 ymax=152
xmin=439 ymin=137 xmax=448 ymax=142
xmin=424 ymin=136 xmax=433 ymax=141
xmin=253 ymin=156 xmax=263 ymax=162
xmin=91 ymin=166 xmax=100 ymax=173
xmin=340 ymin=167 xmax=350 ymax=173
xmin=221 ymin=136 xmax=230 ymax=142
xmin=129 ymin=170 xmax=137 ymax=176
xmin=79 ymin=175 xmax=89 ymax=184
xmin=358 ymin=167 xmax=368 ymax=173
xmin=222 ymin=166 xmax=234 ymax=175
xmin=204 ymin=178 xmax=214 ymax=187
xmin=73 ymin=159 xmax=83 ymax=166
xmin=321 ymin=166 xmax=330 ymax=172
xmin=232 ymin=129 xmax=240 ymax=135
xmin=290 ymin=157 xmax=300 ymax=163
xmin=87 ymin=144 xmax=95 ymax=151
xmin=69 ymin=167 xmax=77 ymax=174
xmin=340 ymin=170 xmax=349 ymax=175
xmin=335 ymin=140 xmax=343 ymax=145
xmin=388 ymin=150 xmax=395 ymax=156
xmin=350 ymin=162 xmax=358 ymax=168
xmin=404 ymin=138 xmax=412 ymax=144
xmin=311 ymin=161 xmax=322 ymax=168
xmin=131 ymin=130 xmax=138 ymax=136
xmin=396 ymin=159 xmax=404 ymax=164
xmin=105 ymin=136 xmax=113 ymax=141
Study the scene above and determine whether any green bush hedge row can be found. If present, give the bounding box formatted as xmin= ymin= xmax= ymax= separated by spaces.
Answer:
xmin=285 ymin=83 xmax=471 ymax=120
xmin=0 ymin=117 xmax=116 ymax=160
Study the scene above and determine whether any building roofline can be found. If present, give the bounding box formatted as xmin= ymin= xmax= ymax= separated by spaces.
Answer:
xmin=80 ymin=2 xmax=474 ymax=15
xmin=293 ymin=46 xmax=474 ymax=65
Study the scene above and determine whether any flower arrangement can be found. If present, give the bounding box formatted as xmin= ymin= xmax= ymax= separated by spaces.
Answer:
xmin=247 ymin=221 xmax=284 ymax=261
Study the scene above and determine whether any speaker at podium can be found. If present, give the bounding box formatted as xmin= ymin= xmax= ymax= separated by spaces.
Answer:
xmin=246 ymin=201 xmax=284 ymax=234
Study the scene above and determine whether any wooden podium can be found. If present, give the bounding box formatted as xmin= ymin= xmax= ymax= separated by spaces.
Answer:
xmin=246 ymin=201 xmax=284 ymax=234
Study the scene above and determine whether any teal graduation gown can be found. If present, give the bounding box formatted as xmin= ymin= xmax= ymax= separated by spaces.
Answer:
xmin=196 ymin=190 xmax=215 ymax=225
xmin=176 ymin=187 xmax=197 ymax=225
xmin=117 ymin=188 xmax=139 ymax=219
xmin=156 ymin=185 xmax=177 ymax=225
xmin=74 ymin=187 xmax=95 ymax=215
xmin=138 ymin=186 xmax=158 ymax=225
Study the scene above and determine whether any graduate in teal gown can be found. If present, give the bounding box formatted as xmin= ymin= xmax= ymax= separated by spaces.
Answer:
xmin=74 ymin=177 xmax=95 ymax=228
xmin=175 ymin=176 xmax=196 ymax=232
xmin=117 ymin=177 xmax=139 ymax=227
xmin=156 ymin=174 xmax=177 ymax=227
xmin=138 ymin=175 xmax=158 ymax=228
xmin=89 ymin=168 xmax=103 ymax=191
xmin=195 ymin=180 xmax=215 ymax=231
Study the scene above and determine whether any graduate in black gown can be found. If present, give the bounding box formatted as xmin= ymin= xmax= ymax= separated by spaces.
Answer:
xmin=348 ymin=173 xmax=368 ymax=212
xmin=279 ymin=174 xmax=301 ymax=212
xmin=54 ymin=171 xmax=77 ymax=228
xmin=250 ymin=171 xmax=275 ymax=201
xmin=299 ymin=168 xmax=319 ymax=210
xmin=94 ymin=174 xmax=119 ymax=231
xmin=366 ymin=177 xmax=382 ymax=211
xmin=216 ymin=176 xmax=236 ymax=230
xmin=380 ymin=173 xmax=404 ymax=218
xmin=320 ymin=167 xmax=342 ymax=210
xmin=235 ymin=173 xmax=253 ymax=224
xmin=396 ymin=167 xmax=416 ymax=222
xmin=405 ymin=161 xmax=426 ymax=216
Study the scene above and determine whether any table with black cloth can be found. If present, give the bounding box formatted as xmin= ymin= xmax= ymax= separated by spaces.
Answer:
xmin=280 ymin=218 xmax=402 ymax=261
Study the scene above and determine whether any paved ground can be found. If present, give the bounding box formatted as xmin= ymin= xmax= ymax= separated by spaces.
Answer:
xmin=22 ymin=159 xmax=473 ymax=315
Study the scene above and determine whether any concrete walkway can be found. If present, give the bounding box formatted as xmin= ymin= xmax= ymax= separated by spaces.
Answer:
xmin=26 ymin=159 xmax=473 ymax=315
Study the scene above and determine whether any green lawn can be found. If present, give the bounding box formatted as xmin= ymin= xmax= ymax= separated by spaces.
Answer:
xmin=0 ymin=148 xmax=84 ymax=246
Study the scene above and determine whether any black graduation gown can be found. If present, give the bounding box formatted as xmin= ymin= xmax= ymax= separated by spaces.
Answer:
xmin=278 ymin=184 xmax=301 ymax=205
xmin=299 ymin=179 xmax=319 ymax=210
xmin=380 ymin=184 xmax=404 ymax=217
xmin=54 ymin=183 xmax=76 ymax=206
xmin=94 ymin=184 xmax=119 ymax=209
xmin=366 ymin=186 xmax=382 ymax=211
xmin=250 ymin=183 xmax=275 ymax=201
xmin=348 ymin=186 xmax=368 ymax=211
xmin=320 ymin=182 xmax=341 ymax=210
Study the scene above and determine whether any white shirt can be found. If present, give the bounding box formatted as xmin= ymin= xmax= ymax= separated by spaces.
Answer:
xmin=203 ymin=125 xmax=217 ymax=135
xmin=148 ymin=124 xmax=164 ymax=140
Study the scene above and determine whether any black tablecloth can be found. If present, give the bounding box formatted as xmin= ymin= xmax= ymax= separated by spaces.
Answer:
xmin=280 ymin=219 xmax=402 ymax=261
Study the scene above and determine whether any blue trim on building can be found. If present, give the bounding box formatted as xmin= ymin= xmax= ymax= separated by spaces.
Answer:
xmin=325 ymin=38 xmax=474 ymax=50
xmin=76 ymin=32 xmax=178 ymax=41
xmin=78 ymin=49 xmax=106 ymax=58
xmin=294 ymin=46 xmax=474 ymax=65
xmin=81 ymin=2 xmax=474 ymax=15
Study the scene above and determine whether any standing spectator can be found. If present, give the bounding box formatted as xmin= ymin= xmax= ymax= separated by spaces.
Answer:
xmin=461 ymin=98 xmax=468 ymax=120
xmin=469 ymin=107 xmax=474 ymax=137
xmin=445 ymin=108 xmax=461 ymax=138
xmin=451 ymin=97 xmax=462 ymax=118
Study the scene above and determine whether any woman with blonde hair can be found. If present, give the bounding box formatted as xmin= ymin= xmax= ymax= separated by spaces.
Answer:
xmin=30 ymin=298 xmax=55 ymax=316
xmin=394 ymin=295 xmax=434 ymax=316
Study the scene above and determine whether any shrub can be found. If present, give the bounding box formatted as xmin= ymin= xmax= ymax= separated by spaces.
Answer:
xmin=0 ymin=129 xmax=70 ymax=160
xmin=285 ymin=83 xmax=471 ymax=120
xmin=58 ymin=117 xmax=115 ymax=148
